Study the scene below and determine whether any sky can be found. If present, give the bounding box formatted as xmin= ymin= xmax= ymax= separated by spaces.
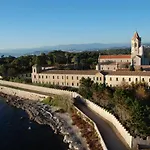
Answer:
xmin=0 ymin=0 xmax=150 ymax=49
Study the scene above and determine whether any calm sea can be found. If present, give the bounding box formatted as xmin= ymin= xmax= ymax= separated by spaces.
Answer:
xmin=0 ymin=97 xmax=68 ymax=150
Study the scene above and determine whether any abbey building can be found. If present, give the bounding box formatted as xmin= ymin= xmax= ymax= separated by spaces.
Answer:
xmin=32 ymin=32 xmax=150 ymax=88
xmin=96 ymin=32 xmax=149 ymax=71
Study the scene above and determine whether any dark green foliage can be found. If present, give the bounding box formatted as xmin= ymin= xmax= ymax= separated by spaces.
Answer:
xmin=0 ymin=48 xmax=131 ymax=78
xmin=129 ymin=65 xmax=135 ymax=71
xmin=79 ymin=78 xmax=150 ymax=138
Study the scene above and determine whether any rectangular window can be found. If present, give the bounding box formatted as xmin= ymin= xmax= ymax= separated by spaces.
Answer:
xmin=53 ymin=76 xmax=54 ymax=79
xmin=77 ymin=83 xmax=79 ymax=86
xmin=110 ymin=77 xmax=112 ymax=81
xmin=142 ymin=78 xmax=144 ymax=82
xmin=42 ymin=75 xmax=43 ymax=79
xmin=67 ymin=83 xmax=68 ymax=85
xmin=93 ymin=77 xmax=95 ymax=80
xmin=129 ymin=78 xmax=131 ymax=81
xmin=149 ymin=78 xmax=150 ymax=82
xmin=34 ymin=75 xmax=36 ymax=78
xmin=39 ymin=75 xmax=40 ymax=78
xmin=108 ymin=67 xmax=109 ymax=70
xmin=100 ymin=77 xmax=101 ymax=81
xmin=97 ymin=77 xmax=98 ymax=80
xmin=116 ymin=78 xmax=118 ymax=81
xmin=57 ymin=76 xmax=59 ymax=79
xmin=136 ymin=78 xmax=138 ymax=82
xmin=72 ymin=83 xmax=74 ymax=86
xmin=122 ymin=78 xmax=125 ymax=81
xmin=66 ymin=76 xmax=68 ymax=79
xmin=46 ymin=76 xmax=48 ymax=79
xmin=77 ymin=76 xmax=78 ymax=80
xmin=72 ymin=76 xmax=73 ymax=80
xmin=62 ymin=76 xmax=63 ymax=79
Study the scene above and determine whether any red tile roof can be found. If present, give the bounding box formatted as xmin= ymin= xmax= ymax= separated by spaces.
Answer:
xmin=41 ymin=70 xmax=102 ymax=75
xmin=100 ymin=55 xmax=131 ymax=59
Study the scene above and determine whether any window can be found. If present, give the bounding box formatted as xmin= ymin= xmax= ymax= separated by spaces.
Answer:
xmin=100 ymin=77 xmax=101 ymax=81
xmin=72 ymin=83 xmax=74 ymax=86
xmin=62 ymin=82 xmax=64 ymax=85
xmin=67 ymin=83 xmax=68 ymax=85
xmin=62 ymin=76 xmax=63 ymax=79
xmin=149 ymin=78 xmax=150 ymax=82
xmin=39 ymin=75 xmax=41 ymax=78
xmin=102 ymin=67 xmax=103 ymax=70
xmin=110 ymin=77 xmax=112 ymax=81
xmin=108 ymin=67 xmax=109 ymax=70
xmin=142 ymin=78 xmax=144 ymax=82
xmin=127 ymin=60 xmax=128 ymax=62
xmin=53 ymin=76 xmax=54 ymax=79
xmin=97 ymin=77 xmax=98 ymax=80
xmin=122 ymin=78 xmax=125 ymax=81
xmin=77 ymin=83 xmax=79 ymax=86
xmin=93 ymin=77 xmax=95 ymax=80
xmin=77 ymin=76 xmax=78 ymax=80
xmin=46 ymin=76 xmax=48 ymax=79
xmin=72 ymin=76 xmax=73 ymax=80
xmin=110 ymin=84 xmax=112 ymax=87
xmin=57 ymin=76 xmax=59 ymax=79
xmin=42 ymin=76 xmax=43 ymax=79
xmin=136 ymin=78 xmax=138 ymax=82
xmin=67 ymin=76 xmax=68 ymax=79
xmin=34 ymin=69 xmax=36 ymax=73
xmin=34 ymin=75 xmax=36 ymax=78
xmin=116 ymin=78 xmax=118 ymax=81
xmin=121 ymin=60 xmax=122 ymax=62
xmin=129 ymin=78 xmax=131 ymax=81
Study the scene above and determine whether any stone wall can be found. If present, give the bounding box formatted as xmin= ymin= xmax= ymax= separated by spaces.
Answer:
xmin=0 ymin=80 xmax=72 ymax=97
xmin=0 ymin=85 xmax=48 ymax=101
xmin=83 ymin=97 xmax=133 ymax=148
xmin=75 ymin=106 xmax=108 ymax=150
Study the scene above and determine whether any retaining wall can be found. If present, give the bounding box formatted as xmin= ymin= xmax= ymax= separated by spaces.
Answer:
xmin=0 ymin=85 xmax=48 ymax=101
xmin=0 ymin=80 xmax=72 ymax=97
xmin=75 ymin=106 xmax=108 ymax=150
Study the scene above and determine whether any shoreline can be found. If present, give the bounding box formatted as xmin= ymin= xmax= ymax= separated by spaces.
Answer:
xmin=0 ymin=92 xmax=88 ymax=150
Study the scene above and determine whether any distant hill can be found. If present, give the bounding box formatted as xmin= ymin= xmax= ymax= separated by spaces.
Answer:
xmin=0 ymin=43 xmax=131 ymax=57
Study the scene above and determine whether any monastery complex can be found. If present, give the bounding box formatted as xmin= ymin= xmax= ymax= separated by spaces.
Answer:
xmin=32 ymin=32 xmax=150 ymax=87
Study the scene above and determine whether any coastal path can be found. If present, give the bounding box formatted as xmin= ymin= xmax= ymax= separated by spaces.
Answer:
xmin=74 ymin=99 xmax=130 ymax=150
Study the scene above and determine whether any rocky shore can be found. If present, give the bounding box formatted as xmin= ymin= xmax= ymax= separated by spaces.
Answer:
xmin=0 ymin=92 xmax=88 ymax=150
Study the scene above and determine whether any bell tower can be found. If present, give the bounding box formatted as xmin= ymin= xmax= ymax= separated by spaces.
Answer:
xmin=131 ymin=31 xmax=141 ymax=57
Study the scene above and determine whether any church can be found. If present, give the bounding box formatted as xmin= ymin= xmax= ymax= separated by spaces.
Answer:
xmin=96 ymin=32 xmax=149 ymax=71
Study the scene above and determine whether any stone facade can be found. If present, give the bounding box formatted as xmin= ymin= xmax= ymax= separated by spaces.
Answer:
xmin=32 ymin=68 xmax=104 ymax=88
xmin=97 ymin=32 xmax=149 ymax=71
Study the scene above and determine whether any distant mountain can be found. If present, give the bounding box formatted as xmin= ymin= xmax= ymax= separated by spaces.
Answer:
xmin=0 ymin=43 xmax=131 ymax=57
